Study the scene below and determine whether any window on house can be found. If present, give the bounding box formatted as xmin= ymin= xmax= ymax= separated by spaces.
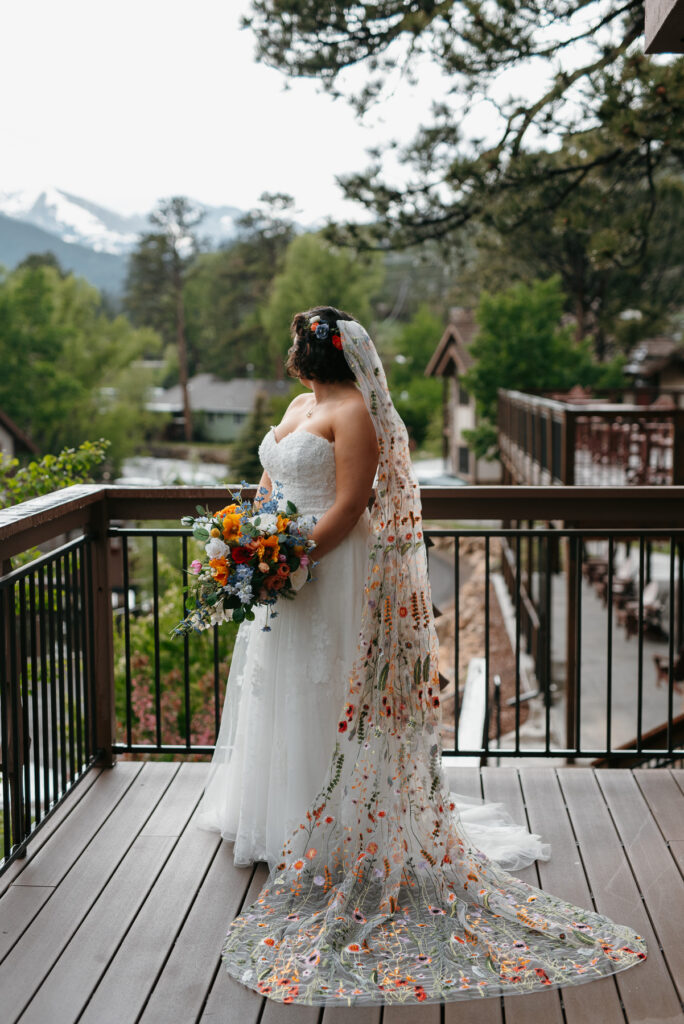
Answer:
xmin=458 ymin=445 xmax=470 ymax=475
xmin=458 ymin=383 xmax=470 ymax=405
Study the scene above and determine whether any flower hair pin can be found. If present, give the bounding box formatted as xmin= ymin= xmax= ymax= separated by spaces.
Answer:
xmin=309 ymin=315 xmax=343 ymax=349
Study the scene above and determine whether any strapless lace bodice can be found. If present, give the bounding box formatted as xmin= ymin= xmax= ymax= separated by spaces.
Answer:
xmin=257 ymin=425 xmax=336 ymax=515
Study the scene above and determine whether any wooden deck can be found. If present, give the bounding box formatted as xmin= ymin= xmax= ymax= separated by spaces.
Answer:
xmin=0 ymin=762 xmax=682 ymax=1024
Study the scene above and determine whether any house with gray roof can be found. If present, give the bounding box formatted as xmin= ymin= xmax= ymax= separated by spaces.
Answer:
xmin=146 ymin=374 xmax=292 ymax=442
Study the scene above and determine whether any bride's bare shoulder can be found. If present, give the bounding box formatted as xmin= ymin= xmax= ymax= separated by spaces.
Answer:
xmin=287 ymin=392 xmax=310 ymax=410
xmin=332 ymin=388 xmax=378 ymax=448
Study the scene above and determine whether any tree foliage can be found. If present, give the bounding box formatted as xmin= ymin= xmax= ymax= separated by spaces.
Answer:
xmin=244 ymin=5 xmax=684 ymax=306
xmin=0 ymin=263 xmax=160 ymax=470
xmin=0 ymin=439 xmax=110 ymax=510
xmin=462 ymin=276 xmax=625 ymax=457
xmin=229 ymin=390 xmax=275 ymax=485
xmin=185 ymin=195 xmax=296 ymax=379
xmin=261 ymin=232 xmax=385 ymax=373
xmin=456 ymin=160 xmax=684 ymax=357
xmin=386 ymin=305 xmax=444 ymax=449
xmin=125 ymin=197 xmax=205 ymax=440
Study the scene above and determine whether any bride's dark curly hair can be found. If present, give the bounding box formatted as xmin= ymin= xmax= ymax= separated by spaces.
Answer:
xmin=285 ymin=305 xmax=357 ymax=383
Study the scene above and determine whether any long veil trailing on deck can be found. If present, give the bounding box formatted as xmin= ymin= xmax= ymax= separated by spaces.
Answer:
xmin=219 ymin=319 xmax=646 ymax=1006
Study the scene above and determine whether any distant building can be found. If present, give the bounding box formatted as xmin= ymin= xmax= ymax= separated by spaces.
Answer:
xmin=425 ymin=308 xmax=501 ymax=484
xmin=146 ymin=374 xmax=291 ymax=443
xmin=0 ymin=409 xmax=39 ymax=459
xmin=645 ymin=0 xmax=684 ymax=52
xmin=623 ymin=336 xmax=684 ymax=391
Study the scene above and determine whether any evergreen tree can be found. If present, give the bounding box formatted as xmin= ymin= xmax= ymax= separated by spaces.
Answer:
xmin=125 ymin=196 xmax=204 ymax=441
xmin=229 ymin=391 xmax=274 ymax=484
xmin=16 ymin=252 xmax=66 ymax=276
xmin=261 ymin=232 xmax=384 ymax=374
xmin=452 ymin=119 xmax=684 ymax=358
xmin=244 ymin=5 xmax=684 ymax=286
xmin=462 ymin=277 xmax=625 ymax=458
xmin=0 ymin=263 xmax=160 ymax=471
xmin=184 ymin=194 xmax=296 ymax=379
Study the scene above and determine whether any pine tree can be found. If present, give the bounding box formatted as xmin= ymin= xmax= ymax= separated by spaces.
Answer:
xmin=229 ymin=391 xmax=273 ymax=485
xmin=244 ymin=4 xmax=684 ymax=283
xmin=125 ymin=197 xmax=204 ymax=441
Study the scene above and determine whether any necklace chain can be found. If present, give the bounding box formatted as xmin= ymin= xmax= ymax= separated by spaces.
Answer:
xmin=306 ymin=398 xmax=316 ymax=418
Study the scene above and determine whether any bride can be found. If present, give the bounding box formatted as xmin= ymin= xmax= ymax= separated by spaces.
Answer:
xmin=195 ymin=307 xmax=646 ymax=1006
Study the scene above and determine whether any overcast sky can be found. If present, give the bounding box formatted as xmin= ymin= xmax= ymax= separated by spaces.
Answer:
xmin=0 ymin=0 xmax=450 ymax=221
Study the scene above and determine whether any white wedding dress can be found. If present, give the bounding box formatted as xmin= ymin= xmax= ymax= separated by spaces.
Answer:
xmin=195 ymin=424 xmax=550 ymax=872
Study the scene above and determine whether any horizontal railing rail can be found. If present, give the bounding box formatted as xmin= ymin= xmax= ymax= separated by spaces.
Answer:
xmin=2 ymin=483 xmax=684 ymax=871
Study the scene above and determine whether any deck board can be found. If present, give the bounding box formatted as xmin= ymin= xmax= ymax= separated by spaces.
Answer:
xmin=138 ymin=845 xmax=254 ymax=1024
xmin=633 ymin=769 xmax=684 ymax=841
xmin=77 ymin=766 xmax=216 ymax=1024
xmin=1 ymin=762 xmax=178 ymax=1022
xmin=0 ymin=762 xmax=681 ymax=1024
xmin=558 ymin=768 xmax=683 ymax=1024
xmin=596 ymin=769 xmax=684 ymax=1002
xmin=21 ymin=834 xmax=178 ymax=1024
xmin=0 ymin=765 xmax=106 ymax=897
xmin=519 ymin=768 xmax=626 ymax=1024
xmin=480 ymin=768 xmax=564 ymax=1024
xmin=199 ymin=863 xmax=269 ymax=1024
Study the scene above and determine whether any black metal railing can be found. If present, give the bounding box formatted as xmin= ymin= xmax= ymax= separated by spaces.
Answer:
xmin=425 ymin=526 xmax=684 ymax=764
xmin=2 ymin=483 xmax=684 ymax=874
xmin=109 ymin=526 xmax=234 ymax=756
xmin=0 ymin=534 xmax=97 ymax=865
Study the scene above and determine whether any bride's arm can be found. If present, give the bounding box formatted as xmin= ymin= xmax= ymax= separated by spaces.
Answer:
xmin=308 ymin=402 xmax=379 ymax=560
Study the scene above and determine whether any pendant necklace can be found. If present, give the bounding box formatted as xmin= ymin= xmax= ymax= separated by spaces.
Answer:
xmin=306 ymin=399 xmax=316 ymax=418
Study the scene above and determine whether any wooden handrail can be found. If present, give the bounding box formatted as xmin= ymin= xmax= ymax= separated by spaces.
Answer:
xmin=3 ymin=484 xmax=684 ymax=564
xmin=106 ymin=484 xmax=684 ymax=525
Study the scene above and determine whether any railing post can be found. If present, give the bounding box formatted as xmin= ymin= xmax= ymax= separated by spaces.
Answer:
xmin=89 ymin=497 xmax=116 ymax=767
xmin=672 ymin=410 xmax=684 ymax=485
xmin=1 ymin=559 xmax=27 ymax=857
xmin=565 ymin=536 xmax=578 ymax=764
xmin=562 ymin=411 xmax=576 ymax=485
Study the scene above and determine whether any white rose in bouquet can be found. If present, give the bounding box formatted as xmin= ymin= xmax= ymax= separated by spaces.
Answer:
xmin=251 ymin=512 xmax=279 ymax=534
xmin=289 ymin=563 xmax=310 ymax=592
xmin=205 ymin=537 xmax=229 ymax=559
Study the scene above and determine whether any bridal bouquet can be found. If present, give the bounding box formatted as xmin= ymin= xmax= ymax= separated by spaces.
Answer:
xmin=171 ymin=483 xmax=317 ymax=637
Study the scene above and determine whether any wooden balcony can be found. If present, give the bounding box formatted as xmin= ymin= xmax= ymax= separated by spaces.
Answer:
xmin=497 ymin=388 xmax=684 ymax=486
xmin=1 ymin=760 xmax=683 ymax=1024
xmin=1 ymin=484 xmax=684 ymax=1022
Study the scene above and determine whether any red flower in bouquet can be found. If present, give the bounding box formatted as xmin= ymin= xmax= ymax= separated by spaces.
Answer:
xmin=232 ymin=546 xmax=254 ymax=564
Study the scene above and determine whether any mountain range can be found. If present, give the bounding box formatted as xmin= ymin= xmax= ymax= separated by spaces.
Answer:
xmin=0 ymin=187 xmax=246 ymax=294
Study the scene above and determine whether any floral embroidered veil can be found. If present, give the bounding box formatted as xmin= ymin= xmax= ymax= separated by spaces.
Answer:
xmin=219 ymin=318 xmax=647 ymax=1006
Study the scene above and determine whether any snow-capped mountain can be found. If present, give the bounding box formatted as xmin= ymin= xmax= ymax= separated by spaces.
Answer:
xmin=0 ymin=187 xmax=146 ymax=254
xmin=0 ymin=187 xmax=245 ymax=256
